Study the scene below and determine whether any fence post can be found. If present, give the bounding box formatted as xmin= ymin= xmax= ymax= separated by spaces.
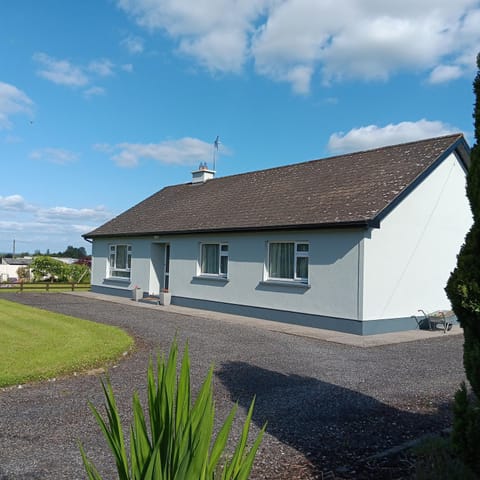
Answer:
xmin=46 ymin=283 xmax=49 ymax=292
xmin=20 ymin=282 xmax=24 ymax=292
xmin=71 ymin=283 xmax=75 ymax=291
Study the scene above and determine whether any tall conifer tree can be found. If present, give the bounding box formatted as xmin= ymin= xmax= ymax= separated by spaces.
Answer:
xmin=446 ymin=52 xmax=480 ymax=473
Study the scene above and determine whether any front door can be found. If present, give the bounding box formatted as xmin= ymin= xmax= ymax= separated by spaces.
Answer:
xmin=164 ymin=244 xmax=170 ymax=291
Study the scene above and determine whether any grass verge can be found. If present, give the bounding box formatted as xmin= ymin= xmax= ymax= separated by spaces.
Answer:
xmin=0 ymin=298 xmax=134 ymax=387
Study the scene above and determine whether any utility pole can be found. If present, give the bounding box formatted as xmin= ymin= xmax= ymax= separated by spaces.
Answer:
xmin=12 ymin=239 xmax=15 ymax=258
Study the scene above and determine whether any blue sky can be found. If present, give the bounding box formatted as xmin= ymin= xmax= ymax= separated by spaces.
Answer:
xmin=1 ymin=0 xmax=479 ymax=254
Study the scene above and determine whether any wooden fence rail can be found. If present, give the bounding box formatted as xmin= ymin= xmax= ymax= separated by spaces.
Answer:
xmin=0 ymin=282 xmax=90 ymax=292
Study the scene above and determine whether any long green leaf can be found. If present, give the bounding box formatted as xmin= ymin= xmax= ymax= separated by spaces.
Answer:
xmin=175 ymin=342 xmax=191 ymax=436
xmin=223 ymin=397 xmax=256 ymax=479
xmin=79 ymin=442 xmax=104 ymax=480
xmin=233 ymin=422 xmax=267 ymax=480
xmin=207 ymin=403 xmax=238 ymax=475
xmin=100 ymin=379 xmax=129 ymax=478
xmin=130 ymin=392 xmax=152 ymax=479
xmin=143 ymin=437 xmax=164 ymax=480
xmin=88 ymin=385 xmax=129 ymax=480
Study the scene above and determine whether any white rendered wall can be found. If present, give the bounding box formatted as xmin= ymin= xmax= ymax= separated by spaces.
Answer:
xmin=362 ymin=153 xmax=472 ymax=320
xmin=0 ymin=264 xmax=27 ymax=280
xmin=91 ymin=229 xmax=364 ymax=320
xmin=91 ymin=237 xmax=153 ymax=294
xmin=168 ymin=229 xmax=363 ymax=320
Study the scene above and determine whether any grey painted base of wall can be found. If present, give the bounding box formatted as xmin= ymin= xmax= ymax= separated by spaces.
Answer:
xmin=91 ymin=285 xmax=446 ymax=335
xmin=92 ymin=284 xmax=134 ymax=299
xmin=172 ymin=296 xmax=419 ymax=335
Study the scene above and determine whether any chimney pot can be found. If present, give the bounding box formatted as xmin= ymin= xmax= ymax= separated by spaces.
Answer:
xmin=192 ymin=166 xmax=215 ymax=183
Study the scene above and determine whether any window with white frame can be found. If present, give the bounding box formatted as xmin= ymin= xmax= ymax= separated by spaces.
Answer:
xmin=109 ymin=244 xmax=132 ymax=278
xmin=200 ymin=243 xmax=228 ymax=277
xmin=267 ymin=242 xmax=309 ymax=282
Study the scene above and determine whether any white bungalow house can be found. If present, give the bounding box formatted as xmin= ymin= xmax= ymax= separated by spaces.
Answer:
xmin=84 ymin=134 xmax=472 ymax=335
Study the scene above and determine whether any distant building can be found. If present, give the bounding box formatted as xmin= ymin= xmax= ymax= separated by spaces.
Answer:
xmin=0 ymin=257 xmax=32 ymax=282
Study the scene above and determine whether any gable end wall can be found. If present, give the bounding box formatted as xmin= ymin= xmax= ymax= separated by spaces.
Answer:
xmin=362 ymin=152 xmax=472 ymax=320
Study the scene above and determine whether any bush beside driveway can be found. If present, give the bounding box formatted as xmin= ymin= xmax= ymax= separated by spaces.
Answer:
xmin=0 ymin=293 xmax=466 ymax=479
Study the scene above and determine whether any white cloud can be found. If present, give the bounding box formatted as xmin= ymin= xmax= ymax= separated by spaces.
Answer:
xmin=117 ymin=0 xmax=268 ymax=73
xmin=0 ymin=195 xmax=112 ymax=253
xmin=428 ymin=64 xmax=464 ymax=84
xmin=33 ymin=52 xmax=89 ymax=87
xmin=121 ymin=35 xmax=145 ymax=54
xmin=122 ymin=63 xmax=134 ymax=72
xmin=117 ymin=0 xmax=480 ymax=92
xmin=33 ymin=53 xmax=126 ymax=95
xmin=0 ymin=195 xmax=32 ymax=212
xmin=93 ymin=142 xmax=115 ymax=153
xmin=88 ymin=59 xmax=115 ymax=77
xmin=327 ymin=119 xmax=459 ymax=153
xmin=37 ymin=205 xmax=112 ymax=223
xmin=0 ymin=81 xmax=33 ymax=129
xmin=30 ymin=147 xmax=79 ymax=165
xmin=84 ymin=86 xmax=106 ymax=98
xmin=98 ymin=137 xmax=229 ymax=168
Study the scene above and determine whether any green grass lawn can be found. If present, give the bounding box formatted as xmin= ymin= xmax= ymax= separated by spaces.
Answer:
xmin=0 ymin=298 xmax=134 ymax=387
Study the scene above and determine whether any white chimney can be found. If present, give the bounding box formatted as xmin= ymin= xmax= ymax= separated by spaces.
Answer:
xmin=191 ymin=162 xmax=215 ymax=183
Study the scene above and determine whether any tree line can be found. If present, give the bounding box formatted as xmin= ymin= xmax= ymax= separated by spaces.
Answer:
xmin=3 ymin=245 xmax=89 ymax=259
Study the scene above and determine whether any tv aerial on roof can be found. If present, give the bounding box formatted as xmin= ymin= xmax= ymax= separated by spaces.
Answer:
xmin=213 ymin=135 xmax=220 ymax=172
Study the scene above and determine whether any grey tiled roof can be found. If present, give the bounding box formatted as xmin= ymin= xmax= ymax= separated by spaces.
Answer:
xmin=1 ymin=258 xmax=32 ymax=265
xmin=85 ymin=134 xmax=468 ymax=238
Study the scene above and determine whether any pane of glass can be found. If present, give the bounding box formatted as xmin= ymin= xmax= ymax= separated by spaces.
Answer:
xmin=221 ymin=244 xmax=228 ymax=252
xmin=297 ymin=243 xmax=309 ymax=252
xmin=296 ymin=256 xmax=308 ymax=280
xmin=112 ymin=270 xmax=130 ymax=278
xmin=109 ymin=253 xmax=115 ymax=268
xmin=165 ymin=244 xmax=170 ymax=273
xmin=201 ymin=244 xmax=219 ymax=274
xmin=220 ymin=255 xmax=228 ymax=275
xmin=116 ymin=245 xmax=127 ymax=269
xmin=269 ymin=243 xmax=294 ymax=279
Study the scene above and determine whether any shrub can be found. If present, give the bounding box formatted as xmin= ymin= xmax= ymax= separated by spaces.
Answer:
xmin=80 ymin=340 xmax=266 ymax=479
xmin=445 ymin=52 xmax=480 ymax=475
xmin=451 ymin=382 xmax=480 ymax=474
xmin=414 ymin=435 xmax=477 ymax=480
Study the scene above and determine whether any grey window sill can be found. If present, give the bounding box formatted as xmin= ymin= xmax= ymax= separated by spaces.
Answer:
xmin=259 ymin=280 xmax=311 ymax=289
xmin=103 ymin=277 xmax=131 ymax=285
xmin=192 ymin=275 xmax=229 ymax=283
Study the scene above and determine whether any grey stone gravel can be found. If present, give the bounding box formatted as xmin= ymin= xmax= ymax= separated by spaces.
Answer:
xmin=0 ymin=293 xmax=466 ymax=479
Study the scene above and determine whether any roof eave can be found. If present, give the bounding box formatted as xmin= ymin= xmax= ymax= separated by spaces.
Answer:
xmin=83 ymin=219 xmax=378 ymax=240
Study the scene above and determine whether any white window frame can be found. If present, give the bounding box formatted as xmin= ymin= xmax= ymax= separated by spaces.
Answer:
xmin=199 ymin=243 xmax=228 ymax=278
xmin=266 ymin=241 xmax=309 ymax=283
xmin=109 ymin=244 xmax=132 ymax=279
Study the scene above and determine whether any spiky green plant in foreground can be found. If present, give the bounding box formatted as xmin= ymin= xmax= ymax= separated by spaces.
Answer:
xmin=80 ymin=340 xmax=265 ymax=480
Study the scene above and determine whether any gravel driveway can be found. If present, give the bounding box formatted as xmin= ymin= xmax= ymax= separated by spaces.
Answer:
xmin=0 ymin=293 xmax=466 ymax=479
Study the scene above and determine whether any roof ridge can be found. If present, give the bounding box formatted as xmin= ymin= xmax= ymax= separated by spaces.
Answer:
xmin=170 ymin=133 xmax=464 ymax=187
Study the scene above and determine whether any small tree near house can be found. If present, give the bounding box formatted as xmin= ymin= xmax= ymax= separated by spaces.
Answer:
xmin=445 ymin=52 xmax=480 ymax=474
xmin=31 ymin=256 xmax=66 ymax=282
xmin=16 ymin=266 xmax=31 ymax=283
